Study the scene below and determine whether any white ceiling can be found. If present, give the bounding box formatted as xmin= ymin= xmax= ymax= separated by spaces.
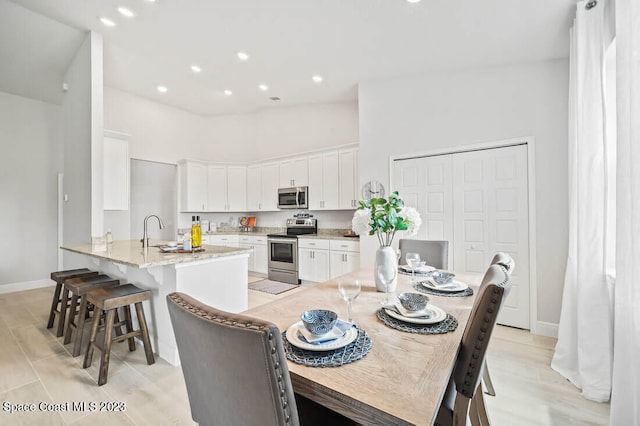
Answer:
xmin=4 ymin=0 xmax=576 ymax=115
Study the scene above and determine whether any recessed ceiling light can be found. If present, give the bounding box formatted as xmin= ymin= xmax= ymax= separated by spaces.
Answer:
xmin=99 ymin=17 xmax=116 ymax=27
xmin=224 ymin=90 xmax=233 ymax=96
xmin=406 ymin=0 xmax=421 ymax=3
xmin=258 ymin=84 xmax=269 ymax=91
xmin=269 ymin=96 xmax=281 ymax=102
xmin=312 ymin=75 xmax=323 ymax=83
xmin=191 ymin=65 xmax=202 ymax=73
xmin=117 ymin=7 xmax=135 ymax=17
xmin=157 ymin=85 xmax=168 ymax=93
xmin=146 ymin=0 xmax=156 ymax=2
xmin=236 ymin=51 xmax=249 ymax=61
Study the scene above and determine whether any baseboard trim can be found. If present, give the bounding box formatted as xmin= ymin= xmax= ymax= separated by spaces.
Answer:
xmin=0 ymin=279 xmax=54 ymax=294
xmin=535 ymin=321 xmax=559 ymax=338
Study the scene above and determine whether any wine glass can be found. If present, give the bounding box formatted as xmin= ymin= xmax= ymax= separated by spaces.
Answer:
xmin=338 ymin=279 xmax=361 ymax=323
xmin=406 ymin=252 xmax=421 ymax=284
xmin=377 ymin=264 xmax=397 ymax=305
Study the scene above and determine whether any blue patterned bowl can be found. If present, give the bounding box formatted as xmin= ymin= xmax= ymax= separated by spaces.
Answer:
xmin=398 ymin=292 xmax=429 ymax=312
xmin=301 ymin=309 xmax=338 ymax=335
xmin=433 ymin=271 xmax=455 ymax=285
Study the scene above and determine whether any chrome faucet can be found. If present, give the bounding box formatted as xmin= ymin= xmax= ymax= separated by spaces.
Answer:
xmin=142 ymin=214 xmax=165 ymax=248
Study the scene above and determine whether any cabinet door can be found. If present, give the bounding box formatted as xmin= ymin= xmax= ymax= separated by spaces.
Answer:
xmin=307 ymin=155 xmax=324 ymax=210
xmin=261 ymin=163 xmax=279 ymax=211
xmin=329 ymin=252 xmax=345 ymax=279
xmin=322 ymin=152 xmax=339 ymax=210
xmin=180 ymin=162 xmax=207 ymax=211
xmin=227 ymin=166 xmax=247 ymax=211
xmin=339 ymin=149 xmax=357 ymax=209
xmin=344 ymin=252 xmax=360 ymax=275
xmin=239 ymin=243 xmax=256 ymax=271
xmin=279 ymin=161 xmax=294 ymax=188
xmin=247 ymin=166 xmax=262 ymax=210
xmin=313 ymin=249 xmax=330 ymax=282
xmin=207 ymin=165 xmax=227 ymax=211
xmin=103 ymin=136 xmax=129 ymax=210
xmin=292 ymin=157 xmax=309 ymax=186
xmin=254 ymin=244 xmax=268 ymax=274
xmin=298 ymin=248 xmax=314 ymax=281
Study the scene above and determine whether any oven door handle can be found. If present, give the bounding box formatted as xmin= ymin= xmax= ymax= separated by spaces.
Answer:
xmin=269 ymin=238 xmax=296 ymax=244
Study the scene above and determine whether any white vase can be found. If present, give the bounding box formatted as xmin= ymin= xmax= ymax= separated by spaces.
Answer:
xmin=374 ymin=246 xmax=398 ymax=293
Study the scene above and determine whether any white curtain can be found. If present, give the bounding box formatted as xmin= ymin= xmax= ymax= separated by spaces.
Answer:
xmin=551 ymin=1 xmax=615 ymax=403
xmin=610 ymin=0 xmax=640 ymax=423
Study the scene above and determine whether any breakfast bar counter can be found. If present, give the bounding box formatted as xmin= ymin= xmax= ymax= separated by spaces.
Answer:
xmin=61 ymin=240 xmax=251 ymax=365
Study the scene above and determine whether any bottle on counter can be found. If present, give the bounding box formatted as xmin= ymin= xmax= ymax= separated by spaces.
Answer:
xmin=105 ymin=229 xmax=113 ymax=244
xmin=191 ymin=215 xmax=202 ymax=248
xmin=196 ymin=215 xmax=202 ymax=247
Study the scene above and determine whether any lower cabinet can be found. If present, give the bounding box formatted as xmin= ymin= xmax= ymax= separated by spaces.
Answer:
xmin=239 ymin=235 xmax=267 ymax=274
xmin=298 ymin=239 xmax=330 ymax=283
xmin=329 ymin=240 xmax=360 ymax=279
xmin=299 ymin=238 xmax=360 ymax=282
xmin=208 ymin=235 xmax=240 ymax=248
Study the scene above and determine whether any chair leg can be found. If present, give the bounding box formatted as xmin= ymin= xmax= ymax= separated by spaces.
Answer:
xmin=123 ymin=305 xmax=136 ymax=352
xmin=63 ymin=293 xmax=79 ymax=344
xmin=452 ymin=393 xmax=471 ymax=426
xmin=483 ymin=360 xmax=496 ymax=396
xmin=47 ymin=282 xmax=62 ymax=329
xmin=98 ymin=309 xmax=116 ymax=386
xmin=134 ymin=302 xmax=155 ymax=365
xmin=71 ymin=296 xmax=89 ymax=357
xmin=475 ymin=384 xmax=491 ymax=425
xmin=56 ymin=287 xmax=70 ymax=337
xmin=83 ymin=307 xmax=102 ymax=369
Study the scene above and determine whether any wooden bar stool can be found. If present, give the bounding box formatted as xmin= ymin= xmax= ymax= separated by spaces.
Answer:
xmin=63 ymin=274 xmax=120 ymax=357
xmin=48 ymin=269 xmax=98 ymax=337
xmin=83 ymin=284 xmax=155 ymax=385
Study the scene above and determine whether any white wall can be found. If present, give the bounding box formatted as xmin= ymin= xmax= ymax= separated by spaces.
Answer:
xmin=104 ymin=87 xmax=206 ymax=164
xmin=0 ymin=91 xmax=62 ymax=287
xmin=358 ymin=60 xmax=569 ymax=325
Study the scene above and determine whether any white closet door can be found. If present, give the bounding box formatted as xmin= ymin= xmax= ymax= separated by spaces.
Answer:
xmin=452 ymin=144 xmax=529 ymax=328
xmin=393 ymin=155 xmax=454 ymax=268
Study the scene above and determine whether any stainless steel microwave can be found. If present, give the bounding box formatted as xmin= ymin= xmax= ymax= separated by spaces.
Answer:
xmin=277 ymin=186 xmax=308 ymax=209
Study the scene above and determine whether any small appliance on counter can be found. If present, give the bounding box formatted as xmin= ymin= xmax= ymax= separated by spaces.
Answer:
xmin=239 ymin=216 xmax=257 ymax=232
xmin=267 ymin=217 xmax=317 ymax=284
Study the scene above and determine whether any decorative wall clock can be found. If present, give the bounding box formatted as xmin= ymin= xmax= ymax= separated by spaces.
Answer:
xmin=361 ymin=180 xmax=386 ymax=201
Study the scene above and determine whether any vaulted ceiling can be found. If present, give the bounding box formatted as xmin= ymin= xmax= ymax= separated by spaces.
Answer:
xmin=3 ymin=0 xmax=576 ymax=115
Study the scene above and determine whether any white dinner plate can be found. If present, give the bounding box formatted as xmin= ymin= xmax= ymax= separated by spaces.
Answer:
xmin=419 ymin=279 xmax=469 ymax=293
xmin=399 ymin=264 xmax=436 ymax=274
xmin=286 ymin=321 xmax=358 ymax=351
xmin=384 ymin=304 xmax=447 ymax=324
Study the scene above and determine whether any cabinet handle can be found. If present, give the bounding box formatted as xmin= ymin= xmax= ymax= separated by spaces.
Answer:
xmin=259 ymin=203 xmax=262 ymax=210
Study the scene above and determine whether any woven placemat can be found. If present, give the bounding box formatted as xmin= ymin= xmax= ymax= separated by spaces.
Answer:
xmin=412 ymin=281 xmax=474 ymax=297
xmin=282 ymin=326 xmax=372 ymax=367
xmin=376 ymin=308 xmax=458 ymax=334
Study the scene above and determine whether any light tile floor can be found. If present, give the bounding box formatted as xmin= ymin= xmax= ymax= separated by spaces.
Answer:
xmin=0 ymin=282 xmax=610 ymax=425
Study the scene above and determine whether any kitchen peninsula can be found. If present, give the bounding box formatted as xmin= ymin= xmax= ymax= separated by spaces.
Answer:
xmin=61 ymin=240 xmax=251 ymax=366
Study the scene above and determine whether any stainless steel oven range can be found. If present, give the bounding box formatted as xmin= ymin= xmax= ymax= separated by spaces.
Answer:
xmin=267 ymin=217 xmax=317 ymax=284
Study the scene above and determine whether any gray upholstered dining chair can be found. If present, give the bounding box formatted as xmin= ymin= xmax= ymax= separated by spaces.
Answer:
xmin=398 ymin=239 xmax=449 ymax=269
xmin=482 ymin=252 xmax=516 ymax=396
xmin=166 ymin=292 xmax=355 ymax=426
xmin=435 ymin=264 xmax=511 ymax=426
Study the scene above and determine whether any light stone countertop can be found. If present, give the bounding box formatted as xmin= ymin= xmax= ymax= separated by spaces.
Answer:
xmin=200 ymin=227 xmax=359 ymax=241
xmin=60 ymin=240 xmax=252 ymax=269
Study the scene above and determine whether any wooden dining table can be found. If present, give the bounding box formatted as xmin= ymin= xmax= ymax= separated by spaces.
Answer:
xmin=244 ymin=268 xmax=479 ymax=426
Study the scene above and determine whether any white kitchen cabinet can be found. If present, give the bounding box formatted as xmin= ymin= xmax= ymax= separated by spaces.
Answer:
xmin=247 ymin=163 xmax=279 ymax=212
xmin=279 ymin=157 xmax=308 ymax=188
xmin=308 ymin=152 xmax=339 ymax=210
xmin=329 ymin=239 xmax=360 ymax=279
xmin=298 ymin=239 xmax=330 ymax=282
xmin=179 ymin=161 xmax=208 ymax=212
xmin=338 ymin=148 xmax=359 ymax=209
xmin=239 ymin=235 xmax=267 ymax=274
xmin=103 ymin=132 xmax=129 ymax=211
xmin=207 ymin=165 xmax=247 ymax=212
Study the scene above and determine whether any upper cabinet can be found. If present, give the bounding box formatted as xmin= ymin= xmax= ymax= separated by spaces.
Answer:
xmin=308 ymin=152 xmax=339 ymax=210
xmin=338 ymin=148 xmax=359 ymax=209
xmin=179 ymin=161 xmax=208 ymax=212
xmin=179 ymin=161 xmax=246 ymax=212
xmin=247 ymin=163 xmax=279 ymax=212
xmin=279 ymin=157 xmax=308 ymax=188
xmin=103 ymin=131 xmax=130 ymax=211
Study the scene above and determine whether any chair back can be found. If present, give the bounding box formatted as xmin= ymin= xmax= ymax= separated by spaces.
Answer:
xmin=167 ymin=292 xmax=299 ymax=426
xmin=398 ymin=239 xmax=449 ymax=269
xmin=454 ymin=264 xmax=510 ymax=398
xmin=490 ymin=252 xmax=515 ymax=275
